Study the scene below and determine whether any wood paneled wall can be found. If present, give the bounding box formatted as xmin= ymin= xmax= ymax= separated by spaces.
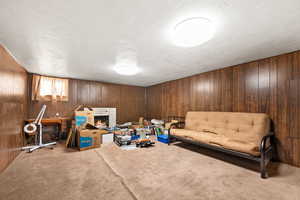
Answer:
xmin=146 ymin=51 xmax=300 ymax=167
xmin=0 ymin=45 xmax=28 ymax=172
xmin=28 ymin=74 xmax=146 ymax=123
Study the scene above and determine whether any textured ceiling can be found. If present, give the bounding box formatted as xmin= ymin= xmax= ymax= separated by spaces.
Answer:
xmin=1 ymin=0 xmax=300 ymax=86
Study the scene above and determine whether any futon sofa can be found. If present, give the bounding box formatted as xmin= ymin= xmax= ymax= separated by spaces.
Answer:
xmin=168 ymin=111 xmax=274 ymax=178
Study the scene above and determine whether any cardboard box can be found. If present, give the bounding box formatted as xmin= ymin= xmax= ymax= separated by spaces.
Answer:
xmin=74 ymin=105 xmax=94 ymax=127
xmin=77 ymin=128 xmax=102 ymax=151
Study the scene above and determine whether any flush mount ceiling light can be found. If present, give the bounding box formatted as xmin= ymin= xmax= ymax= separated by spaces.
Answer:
xmin=113 ymin=64 xmax=140 ymax=76
xmin=114 ymin=44 xmax=140 ymax=76
xmin=172 ymin=17 xmax=215 ymax=47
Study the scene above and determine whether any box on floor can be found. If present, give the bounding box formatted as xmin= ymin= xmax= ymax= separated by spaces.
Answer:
xmin=77 ymin=125 xmax=107 ymax=151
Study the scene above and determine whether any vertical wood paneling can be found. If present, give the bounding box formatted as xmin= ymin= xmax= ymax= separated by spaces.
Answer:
xmin=29 ymin=77 xmax=146 ymax=123
xmin=245 ymin=62 xmax=259 ymax=113
xmin=232 ymin=66 xmax=240 ymax=112
xmin=212 ymin=70 xmax=221 ymax=111
xmin=161 ymin=83 xmax=169 ymax=120
xmin=77 ymin=80 xmax=90 ymax=105
xmin=190 ymin=75 xmax=198 ymax=111
xmin=276 ymin=54 xmax=293 ymax=162
xmin=258 ymin=59 xmax=270 ymax=113
xmin=269 ymin=57 xmax=278 ymax=134
xmin=220 ymin=68 xmax=233 ymax=112
xmin=182 ymin=77 xmax=191 ymax=116
xmin=293 ymin=139 xmax=300 ymax=166
xmin=146 ymin=51 xmax=300 ymax=167
xmin=288 ymin=79 xmax=299 ymax=139
xmin=120 ymin=85 xmax=145 ymax=123
xmin=89 ymin=81 xmax=102 ymax=106
xmin=0 ymin=45 xmax=28 ymax=172
xmin=146 ymin=84 xmax=162 ymax=119
xmin=292 ymin=52 xmax=300 ymax=79
xmin=237 ymin=64 xmax=247 ymax=112
xmin=66 ymin=79 xmax=78 ymax=116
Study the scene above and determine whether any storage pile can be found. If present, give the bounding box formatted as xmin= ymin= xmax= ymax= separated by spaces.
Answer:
xmin=66 ymin=105 xmax=107 ymax=150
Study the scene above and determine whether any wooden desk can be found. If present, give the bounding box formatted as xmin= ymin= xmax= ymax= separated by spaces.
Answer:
xmin=24 ymin=117 xmax=72 ymax=139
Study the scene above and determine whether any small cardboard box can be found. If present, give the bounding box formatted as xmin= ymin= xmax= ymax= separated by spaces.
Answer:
xmin=74 ymin=105 xmax=94 ymax=127
xmin=77 ymin=128 xmax=102 ymax=151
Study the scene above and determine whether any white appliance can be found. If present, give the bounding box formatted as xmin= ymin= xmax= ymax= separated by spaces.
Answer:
xmin=102 ymin=133 xmax=114 ymax=144
xmin=92 ymin=107 xmax=116 ymax=128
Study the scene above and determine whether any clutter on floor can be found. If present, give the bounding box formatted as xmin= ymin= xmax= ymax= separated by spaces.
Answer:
xmin=67 ymin=107 xmax=170 ymax=151
xmin=150 ymin=119 xmax=164 ymax=126
xmin=155 ymin=127 xmax=169 ymax=144
xmin=135 ymin=138 xmax=155 ymax=147
xmin=67 ymin=105 xmax=150 ymax=151
xmin=66 ymin=105 xmax=109 ymax=151
xmin=135 ymin=128 xmax=155 ymax=147
xmin=151 ymin=118 xmax=169 ymax=144
xmin=152 ymin=116 xmax=185 ymax=144
xmin=114 ymin=134 xmax=132 ymax=146
xmin=77 ymin=123 xmax=108 ymax=151
xmin=32 ymin=104 xmax=184 ymax=152
xmin=118 ymin=121 xmax=132 ymax=128
xmin=113 ymin=125 xmax=155 ymax=148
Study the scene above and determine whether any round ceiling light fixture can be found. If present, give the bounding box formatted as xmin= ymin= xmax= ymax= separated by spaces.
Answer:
xmin=172 ymin=17 xmax=215 ymax=47
xmin=113 ymin=63 xmax=140 ymax=76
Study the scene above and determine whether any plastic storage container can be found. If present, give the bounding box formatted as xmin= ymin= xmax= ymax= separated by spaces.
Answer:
xmin=131 ymin=135 xmax=140 ymax=140
xmin=157 ymin=134 xmax=169 ymax=144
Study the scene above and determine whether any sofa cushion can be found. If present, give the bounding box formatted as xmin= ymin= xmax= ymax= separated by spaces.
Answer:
xmin=172 ymin=112 xmax=270 ymax=156
xmin=171 ymin=129 xmax=199 ymax=139
xmin=171 ymin=128 xmax=261 ymax=156
xmin=171 ymin=129 xmax=226 ymax=147
xmin=222 ymin=139 xmax=260 ymax=156
xmin=184 ymin=112 xmax=270 ymax=147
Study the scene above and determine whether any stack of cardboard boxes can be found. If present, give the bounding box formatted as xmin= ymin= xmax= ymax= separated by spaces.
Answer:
xmin=74 ymin=106 xmax=106 ymax=151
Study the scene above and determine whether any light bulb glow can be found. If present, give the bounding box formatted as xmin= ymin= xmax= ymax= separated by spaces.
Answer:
xmin=113 ymin=64 xmax=140 ymax=75
xmin=172 ymin=17 xmax=215 ymax=47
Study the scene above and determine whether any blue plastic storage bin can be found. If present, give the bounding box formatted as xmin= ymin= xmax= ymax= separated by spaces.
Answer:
xmin=157 ymin=134 xmax=169 ymax=144
xmin=131 ymin=135 xmax=140 ymax=140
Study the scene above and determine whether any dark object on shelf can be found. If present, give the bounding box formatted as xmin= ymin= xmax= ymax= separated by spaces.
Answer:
xmin=135 ymin=139 xmax=155 ymax=148
xmin=85 ymin=123 xmax=98 ymax=129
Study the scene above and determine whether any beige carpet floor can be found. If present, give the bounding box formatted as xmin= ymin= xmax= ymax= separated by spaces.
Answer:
xmin=0 ymin=141 xmax=299 ymax=200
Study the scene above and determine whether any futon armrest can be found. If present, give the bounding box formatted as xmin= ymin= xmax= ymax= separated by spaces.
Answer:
xmin=168 ymin=122 xmax=185 ymax=138
xmin=260 ymin=132 xmax=274 ymax=153
xmin=169 ymin=121 xmax=185 ymax=129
